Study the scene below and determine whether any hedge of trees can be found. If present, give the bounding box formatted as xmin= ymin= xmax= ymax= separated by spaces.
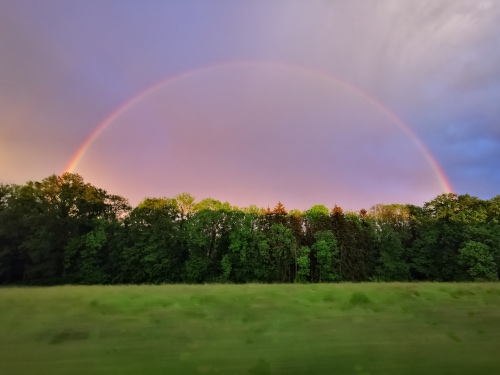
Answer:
xmin=1 ymin=173 xmax=499 ymax=285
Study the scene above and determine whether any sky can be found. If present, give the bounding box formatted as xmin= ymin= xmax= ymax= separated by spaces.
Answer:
xmin=1 ymin=0 xmax=499 ymax=211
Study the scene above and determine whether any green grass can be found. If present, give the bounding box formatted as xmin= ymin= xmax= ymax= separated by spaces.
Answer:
xmin=1 ymin=283 xmax=500 ymax=374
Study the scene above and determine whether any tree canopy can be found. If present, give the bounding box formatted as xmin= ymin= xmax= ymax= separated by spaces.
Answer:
xmin=1 ymin=174 xmax=498 ymax=284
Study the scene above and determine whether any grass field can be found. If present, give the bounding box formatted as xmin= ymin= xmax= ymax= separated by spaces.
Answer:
xmin=1 ymin=283 xmax=500 ymax=375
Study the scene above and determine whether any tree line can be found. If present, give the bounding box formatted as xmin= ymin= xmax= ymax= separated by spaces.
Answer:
xmin=1 ymin=173 xmax=499 ymax=285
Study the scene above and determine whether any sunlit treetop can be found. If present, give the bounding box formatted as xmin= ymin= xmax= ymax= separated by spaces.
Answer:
xmin=331 ymin=205 xmax=344 ymax=216
xmin=273 ymin=201 xmax=287 ymax=215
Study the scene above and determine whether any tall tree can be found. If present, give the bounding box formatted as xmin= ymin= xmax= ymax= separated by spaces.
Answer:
xmin=294 ymin=246 xmax=311 ymax=283
xmin=260 ymin=223 xmax=296 ymax=282
xmin=116 ymin=197 xmax=184 ymax=284
xmin=222 ymin=212 xmax=269 ymax=283
xmin=184 ymin=207 xmax=238 ymax=282
xmin=312 ymin=230 xmax=339 ymax=282
xmin=331 ymin=205 xmax=368 ymax=281
xmin=373 ymin=225 xmax=409 ymax=281
xmin=458 ymin=241 xmax=498 ymax=281
xmin=14 ymin=173 xmax=130 ymax=284
xmin=175 ymin=192 xmax=195 ymax=218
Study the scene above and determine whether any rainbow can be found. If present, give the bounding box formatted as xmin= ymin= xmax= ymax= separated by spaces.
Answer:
xmin=64 ymin=61 xmax=454 ymax=194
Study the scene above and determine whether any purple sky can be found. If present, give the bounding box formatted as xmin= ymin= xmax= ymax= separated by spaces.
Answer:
xmin=1 ymin=1 xmax=499 ymax=211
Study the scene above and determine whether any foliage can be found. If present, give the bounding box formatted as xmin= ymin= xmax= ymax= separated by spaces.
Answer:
xmin=260 ymin=223 xmax=296 ymax=282
xmin=114 ymin=197 xmax=184 ymax=284
xmin=294 ymin=246 xmax=311 ymax=283
xmin=306 ymin=204 xmax=329 ymax=223
xmin=312 ymin=231 xmax=339 ymax=282
xmin=1 ymin=173 xmax=499 ymax=285
xmin=458 ymin=241 xmax=498 ymax=281
xmin=64 ymin=219 xmax=110 ymax=284
xmin=223 ymin=213 xmax=269 ymax=283
xmin=175 ymin=192 xmax=195 ymax=217
xmin=373 ymin=225 xmax=409 ymax=281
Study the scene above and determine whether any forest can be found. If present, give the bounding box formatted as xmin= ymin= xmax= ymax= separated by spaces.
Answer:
xmin=1 ymin=173 xmax=499 ymax=285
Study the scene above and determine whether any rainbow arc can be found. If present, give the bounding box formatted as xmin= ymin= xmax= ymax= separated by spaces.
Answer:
xmin=64 ymin=61 xmax=454 ymax=194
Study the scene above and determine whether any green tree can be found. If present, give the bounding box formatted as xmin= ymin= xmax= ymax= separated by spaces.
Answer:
xmin=306 ymin=204 xmax=329 ymax=230
xmin=7 ymin=173 xmax=130 ymax=284
xmin=193 ymin=198 xmax=223 ymax=211
xmin=137 ymin=197 xmax=178 ymax=211
xmin=486 ymin=195 xmax=500 ymax=223
xmin=373 ymin=225 xmax=409 ymax=281
xmin=0 ymin=184 xmax=29 ymax=283
xmin=451 ymin=194 xmax=488 ymax=224
xmin=64 ymin=219 xmax=110 ymax=284
xmin=294 ymin=246 xmax=311 ymax=283
xmin=222 ymin=212 xmax=269 ymax=282
xmin=312 ymin=230 xmax=339 ymax=282
xmin=424 ymin=193 xmax=459 ymax=221
xmin=331 ymin=205 xmax=369 ymax=281
xmin=260 ymin=223 xmax=296 ymax=282
xmin=175 ymin=192 xmax=195 ymax=218
xmin=184 ymin=207 xmax=237 ymax=282
xmin=115 ymin=198 xmax=184 ymax=284
xmin=304 ymin=204 xmax=331 ymax=235
xmin=458 ymin=241 xmax=498 ymax=281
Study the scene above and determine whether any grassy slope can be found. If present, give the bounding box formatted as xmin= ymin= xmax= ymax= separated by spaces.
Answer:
xmin=1 ymin=283 xmax=500 ymax=375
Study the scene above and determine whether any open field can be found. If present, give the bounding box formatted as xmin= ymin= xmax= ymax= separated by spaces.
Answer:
xmin=1 ymin=283 xmax=500 ymax=375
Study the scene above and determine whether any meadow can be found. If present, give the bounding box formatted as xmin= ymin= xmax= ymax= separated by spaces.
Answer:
xmin=1 ymin=283 xmax=500 ymax=375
